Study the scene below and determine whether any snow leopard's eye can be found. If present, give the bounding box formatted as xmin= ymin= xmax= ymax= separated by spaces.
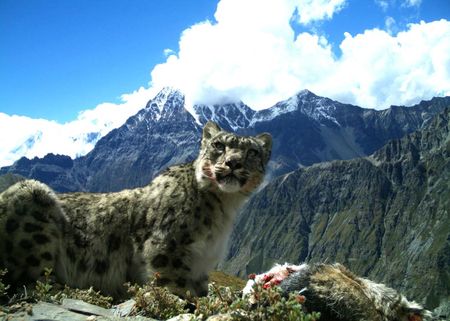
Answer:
xmin=247 ymin=148 xmax=259 ymax=157
xmin=212 ymin=141 xmax=225 ymax=152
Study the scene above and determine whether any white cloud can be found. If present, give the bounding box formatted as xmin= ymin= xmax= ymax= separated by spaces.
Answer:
xmin=151 ymin=0 xmax=450 ymax=111
xmin=151 ymin=0 xmax=340 ymax=111
xmin=0 ymin=86 xmax=155 ymax=167
xmin=375 ymin=0 xmax=421 ymax=11
xmin=402 ymin=0 xmax=422 ymax=7
xmin=295 ymin=0 xmax=347 ymax=24
xmin=163 ymin=48 xmax=176 ymax=57
xmin=375 ymin=0 xmax=389 ymax=11
xmin=324 ymin=20 xmax=450 ymax=108
xmin=385 ymin=16 xmax=397 ymax=34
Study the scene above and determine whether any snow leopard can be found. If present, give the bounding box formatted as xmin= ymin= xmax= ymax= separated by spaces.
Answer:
xmin=0 ymin=121 xmax=272 ymax=298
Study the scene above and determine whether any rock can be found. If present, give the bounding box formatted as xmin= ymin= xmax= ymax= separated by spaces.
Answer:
xmin=111 ymin=299 xmax=137 ymax=317
xmin=206 ymin=313 xmax=234 ymax=320
xmin=4 ymin=301 xmax=158 ymax=321
xmin=166 ymin=313 xmax=196 ymax=321
xmin=61 ymin=298 xmax=115 ymax=317
xmin=7 ymin=301 xmax=98 ymax=321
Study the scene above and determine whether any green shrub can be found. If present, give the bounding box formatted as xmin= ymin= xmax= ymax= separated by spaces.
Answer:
xmin=33 ymin=267 xmax=54 ymax=302
xmin=0 ymin=269 xmax=9 ymax=298
xmin=32 ymin=268 xmax=113 ymax=308
xmin=126 ymin=273 xmax=188 ymax=319
xmin=193 ymin=282 xmax=320 ymax=321
xmin=54 ymin=286 xmax=113 ymax=308
xmin=126 ymin=274 xmax=320 ymax=321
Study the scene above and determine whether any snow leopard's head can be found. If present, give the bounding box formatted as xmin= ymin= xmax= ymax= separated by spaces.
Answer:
xmin=196 ymin=121 xmax=272 ymax=194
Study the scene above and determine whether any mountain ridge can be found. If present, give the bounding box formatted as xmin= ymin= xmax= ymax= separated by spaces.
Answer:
xmin=1 ymin=88 xmax=449 ymax=192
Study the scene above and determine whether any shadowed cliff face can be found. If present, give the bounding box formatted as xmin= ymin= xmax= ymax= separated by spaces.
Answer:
xmin=1 ymin=89 xmax=448 ymax=193
xmin=222 ymin=107 xmax=450 ymax=310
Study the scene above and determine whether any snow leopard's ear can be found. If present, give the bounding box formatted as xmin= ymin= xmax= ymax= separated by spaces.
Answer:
xmin=256 ymin=133 xmax=272 ymax=162
xmin=202 ymin=121 xmax=222 ymax=141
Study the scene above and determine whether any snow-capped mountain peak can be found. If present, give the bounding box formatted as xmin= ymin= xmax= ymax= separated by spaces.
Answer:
xmin=193 ymin=101 xmax=255 ymax=131
xmin=296 ymin=92 xmax=340 ymax=125
xmin=250 ymin=89 xmax=340 ymax=125
xmin=144 ymin=87 xmax=185 ymax=121
xmin=135 ymin=87 xmax=340 ymax=130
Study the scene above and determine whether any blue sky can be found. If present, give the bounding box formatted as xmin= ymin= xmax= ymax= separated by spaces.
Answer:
xmin=0 ymin=0 xmax=449 ymax=166
xmin=0 ymin=0 xmax=217 ymax=122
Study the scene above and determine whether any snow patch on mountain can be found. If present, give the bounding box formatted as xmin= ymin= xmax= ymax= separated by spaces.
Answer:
xmin=1 ymin=87 xmax=348 ymax=167
xmin=193 ymin=101 xmax=255 ymax=131
xmin=128 ymin=87 xmax=342 ymax=135
xmin=302 ymin=96 xmax=340 ymax=126
xmin=250 ymin=90 xmax=340 ymax=126
xmin=250 ymin=92 xmax=302 ymax=126
xmin=144 ymin=87 xmax=185 ymax=121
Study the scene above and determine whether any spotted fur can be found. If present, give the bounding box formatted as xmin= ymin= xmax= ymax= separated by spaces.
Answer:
xmin=0 ymin=121 xmax=272 ymax=298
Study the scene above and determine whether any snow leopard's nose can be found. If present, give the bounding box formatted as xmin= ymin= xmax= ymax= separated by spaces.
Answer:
xmin=225 ymin=156 xmax=243 ymax=170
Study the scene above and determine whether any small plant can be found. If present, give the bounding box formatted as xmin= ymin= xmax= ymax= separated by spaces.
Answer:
xmin=193 ymin=281 xmax=320 ymax=321
xmin=0 ymin=269 xmax=9 ymax=298
xmin=0 ymin=269 xmax=34 ymax=316
xmin=126 ymin=272 xmax=320 ymax=321
xmin=32 ymin=268 xmax=112 ymax=308
xmin=193 ymin=282 xmax=237 ymax=318
xmin=2 ymin=268 xmax=320 ymax=321
xmin=33 ymin=267 xmax=54 ymax=302
xmin=54 ymin=286 xmax=113 ymax=308
xmin=126 ymin=273 xmax=188 ymax=319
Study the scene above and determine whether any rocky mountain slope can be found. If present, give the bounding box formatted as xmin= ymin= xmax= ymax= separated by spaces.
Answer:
xmin=0 ymin=173 xmax=24 ymax=192
xmin=79 ymin=88 xmax=201 ymax=192
xmin=1 ymin=88 xmax=448 ymax=192
xmin=221 ymin=107 xmax=450 ymax=311
xmin=247 ymin=91 xmax=448 ymax=179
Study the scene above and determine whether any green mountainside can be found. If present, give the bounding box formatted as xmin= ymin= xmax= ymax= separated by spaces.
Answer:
xmin=0 ymin=173 xmax=24 ymax=193
xmin=222 ymin=107 xmax=450 ymax=311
